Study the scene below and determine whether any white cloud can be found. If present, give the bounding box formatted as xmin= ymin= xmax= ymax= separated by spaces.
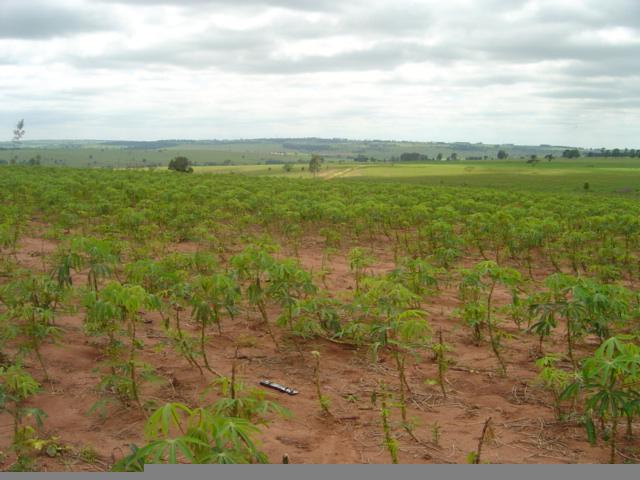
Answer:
xmin=0 ymin=0 xmax=639 ymax=147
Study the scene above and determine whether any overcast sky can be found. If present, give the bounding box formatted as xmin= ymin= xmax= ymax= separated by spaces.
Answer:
xmin=1 ymin=0 xmax=639 ymax=147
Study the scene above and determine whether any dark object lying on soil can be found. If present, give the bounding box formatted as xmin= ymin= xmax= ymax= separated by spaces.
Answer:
xmin=260 ymin=380 xmax=299 ymax=395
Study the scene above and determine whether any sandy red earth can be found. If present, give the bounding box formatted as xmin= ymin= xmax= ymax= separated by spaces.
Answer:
xmin=1 ymin=229 xmax=637 ymax=471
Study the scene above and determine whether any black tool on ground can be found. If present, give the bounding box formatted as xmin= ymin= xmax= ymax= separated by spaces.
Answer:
xmin=259 ymin=380 xmax=299 ymax=395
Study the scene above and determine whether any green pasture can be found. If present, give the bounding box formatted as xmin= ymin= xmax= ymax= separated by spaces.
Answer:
xmin=0 ymin=147 xmax=313 ymax=168
xmin=3 ymin=141 xmax=640 ymax=194
xmin=192 ymin=158 xmax=640 ymax=194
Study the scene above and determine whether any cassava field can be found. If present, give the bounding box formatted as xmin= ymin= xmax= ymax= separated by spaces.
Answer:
xmin=2 ymin=163 xmax=640 ymax=470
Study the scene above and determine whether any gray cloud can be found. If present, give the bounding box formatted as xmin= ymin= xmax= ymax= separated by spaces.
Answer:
xmin=343 ymin=4 xmax=433 ymax=34
xmin=244 ymin=41 xmax=456 ymax=74
xmin=591 ymin=0 xmax=640 ymax=28
xmin=2 ymin=0 xmax=640 ymax=146
xmin=56 ymin=0 xmax=640 ymax=77
xmin=540 ymin=86 xmax=634 ymax=100
xmin=567 ymin=57 xmax=640 ymax=77
xmin=95 ymin=0 xmax=345 ymax=12
xmin=69 ymin=37 xmax=456 ymax=73
xmin=472 ymin=26 xmax=640 ymax=64
xmin=0 ymin=0 xmax=116 ymax=39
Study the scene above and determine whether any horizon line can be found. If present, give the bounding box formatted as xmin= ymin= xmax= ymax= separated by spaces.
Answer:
xmin=3 ymin=137 xmax=634 ymax=150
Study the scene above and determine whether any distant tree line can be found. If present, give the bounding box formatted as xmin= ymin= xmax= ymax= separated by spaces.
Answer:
xmin=584 ymin=148 xmax=640 ymax=158
xmin=282 ymin=142 xmax=332 ymax=152
xmin=399 ymin=152 xmax=430 ymax=162
xmin=351 ymin=154 xmax=382 ymax=162
xmin=390 ymin=152 xmax=449 ymax=162
xmin=0 ymin=155 xmax=42 ymax=166
xmin=389 ymin=152 xmax=464 ymax=162
xmin=562 ymin=149 xmax=581 ymax=158
xmin=102 ymin=140 xmax=184 ymax=149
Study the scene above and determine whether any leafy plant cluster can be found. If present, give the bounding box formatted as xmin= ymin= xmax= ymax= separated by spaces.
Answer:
xmin=1 ymin=167 xmax=640 ymax=465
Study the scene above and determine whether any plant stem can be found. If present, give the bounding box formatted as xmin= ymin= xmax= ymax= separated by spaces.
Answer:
xmin=313 ymin=352 xmax=331 ymax=416
xmin=380 ymin=382 xmax=398 ymax=464
xmin=175 ymin=307 xmax=203 ymax=375
xmin=474 ymin=417 xmax=492 ymax=464
xmin=610 ymin=415 xmax=618 ymax=464
xmin=231 ymin=348 xmax=238 ymax=417
xmin=486 ymin=281 xmax=506 ymax=375
xmin=437 ymin=328 xmax=447 ymax=399
xmin=395 ymin=352 xmax=408 ymax=425
xmin=566 ymin=315 xmax=576 ymax=369
xmin=258 ymin=300 xmax=278 ymax=349
xmin=34 ymin=345 xmax=50 ymax=383
xmin=128 ymin=317 xmax=141 ymax=409
xmin=199 ymin=317 xmax=216 ymax=375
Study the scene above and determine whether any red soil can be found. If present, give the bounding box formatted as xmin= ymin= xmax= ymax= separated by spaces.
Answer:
xmin=0 ymin=231 xmax=634 ymax=471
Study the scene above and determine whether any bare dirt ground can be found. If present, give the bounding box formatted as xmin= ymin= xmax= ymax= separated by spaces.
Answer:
xmin=1 ymin=230 xmax=636 ymax=471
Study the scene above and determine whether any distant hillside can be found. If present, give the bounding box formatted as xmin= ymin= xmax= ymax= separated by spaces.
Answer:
xmin=0 ymin=137 xmax=636 ymax=168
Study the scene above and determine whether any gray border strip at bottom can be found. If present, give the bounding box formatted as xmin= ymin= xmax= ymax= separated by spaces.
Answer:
xmin=2 ymin=465 xmax=639 ymax=480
